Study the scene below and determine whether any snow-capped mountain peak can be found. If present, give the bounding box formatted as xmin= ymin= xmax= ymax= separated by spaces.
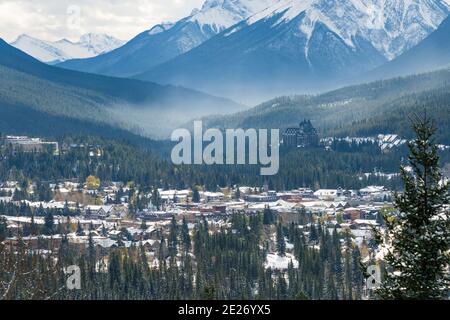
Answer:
xmin=57 ymin=0 xmax=450 ymax=81
xmin=78 ymin=33 xmax=125 ymax=55
xmin=148 ymin=22 xmax=175 ymax=36
xmin=240 ymin=0 xmax=450 ymax=60
xmin=145 ymin=0 xmax=278 ymax=57
xmin=11 ymin=34 xmax=69 ymax=63
xmin=11 ymin=33 xmax=125 ymax=63
xmin=57 ymin=0 xmax=278 ymax=77
xmin=189 ymin=0 xmax=275 ymax=33
xmin=134 ymin=0 xmax=450 ymax=102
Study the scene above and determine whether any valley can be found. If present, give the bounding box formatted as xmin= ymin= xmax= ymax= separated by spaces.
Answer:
xmin=0 ymin=0 xmax=449 ymax=303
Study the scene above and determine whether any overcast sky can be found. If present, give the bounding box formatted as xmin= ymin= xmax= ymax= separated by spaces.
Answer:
xmin=0 ymin=0 xmax=205 ymax=42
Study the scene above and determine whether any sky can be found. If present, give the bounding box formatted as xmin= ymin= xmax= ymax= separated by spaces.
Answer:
xmin=0 ymin=0 xmax=205 ymax=42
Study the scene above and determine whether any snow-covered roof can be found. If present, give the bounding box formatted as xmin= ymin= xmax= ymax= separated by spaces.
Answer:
xmin=360 ymin=186 xmax=385 ymax=193
xmin=353 ymin=219 xmax=378 ymax=226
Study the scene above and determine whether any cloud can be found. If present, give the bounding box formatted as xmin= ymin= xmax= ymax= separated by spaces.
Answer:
xmin=0 ymin=0 xmax=205 ymax=42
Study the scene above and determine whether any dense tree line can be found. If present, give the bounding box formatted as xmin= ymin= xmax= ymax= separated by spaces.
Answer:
xmin=375 ymin=116 xmax=450 ymax=299
xmin=0 ymin=134 xmax=409 ymax=192
xmin=0 ymin=212 xmax=365 ymax=300
xmin=204 ymin=70 xmax=450 ymax=144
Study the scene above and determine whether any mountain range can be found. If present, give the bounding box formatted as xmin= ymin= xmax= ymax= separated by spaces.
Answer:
xmin=11 ymin=33 xmax=125 ymax=64
xmin=135 ymin=0 xmax=450 ymax=102
xmin=51 ymin=0 xmax=450 ymax=103
xmin=58 ymin=0 xmax=275 ymax=77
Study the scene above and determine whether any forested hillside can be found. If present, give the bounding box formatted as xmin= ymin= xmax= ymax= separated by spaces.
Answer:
xmin=0 ymin=134 xmax=413 ymax=192
xmin=0 ymin=39 xmax=243 ymax=138
xmin=0 ymin=65 xmax=117 ymax=125
xmin=202 ymin=68 xmax=450 ymax=143
xmin=1 ymin=212 xmax=369 ymax=300
xmin=0 ymin=102 xmax=167 ymax=152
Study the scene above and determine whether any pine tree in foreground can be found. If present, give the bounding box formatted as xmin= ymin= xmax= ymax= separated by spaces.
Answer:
xmin=376 ymin=115 xmax=450 ymax=300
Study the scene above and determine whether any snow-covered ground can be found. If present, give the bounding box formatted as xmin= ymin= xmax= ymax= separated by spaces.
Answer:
xmin=265 ymin=252 xmax=299 ymax=270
